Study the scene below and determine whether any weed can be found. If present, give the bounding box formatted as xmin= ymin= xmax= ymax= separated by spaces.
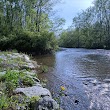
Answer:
xmin=30 ymin=96 xmax=41 ymax=103
xmin=0 ymin=94 xmax=9 ymax=109
xmin=41 ymin=65 xmax=48 ymax=73
xmin=21 ymin=75 xmax=34 ymax=87
xmin=0 ymin=58 xmax=3 ymax=63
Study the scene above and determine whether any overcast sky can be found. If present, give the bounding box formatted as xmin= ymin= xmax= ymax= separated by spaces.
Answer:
xmin=54 ymin=0 xmax=94 ymax=29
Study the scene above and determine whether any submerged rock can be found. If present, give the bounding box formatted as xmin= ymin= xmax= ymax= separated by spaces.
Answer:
xmin=36 ymin=96 xmax=59 ymax=110
xmin=38 ymin=96 xmax=59 ymax=110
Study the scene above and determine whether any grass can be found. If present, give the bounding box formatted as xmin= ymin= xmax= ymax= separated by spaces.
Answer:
xmin=0 ymin=94 xmax=9 ymax=109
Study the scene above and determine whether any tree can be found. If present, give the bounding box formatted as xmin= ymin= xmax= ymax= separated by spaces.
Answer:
xmin=59 ymin=0 xmax=110 ymax=49
xmin=0 ymin=0 xmax=62 ymax=54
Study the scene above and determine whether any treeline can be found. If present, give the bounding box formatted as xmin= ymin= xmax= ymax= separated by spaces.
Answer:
xmin=59 ymin=0 xmax=110 ymax=49
xmin=0 ymin=0 xmax=64 ymax=54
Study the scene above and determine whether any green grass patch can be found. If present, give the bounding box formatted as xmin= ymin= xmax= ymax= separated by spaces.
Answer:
xmin=0 ymin=70 xmax=35 ymax=96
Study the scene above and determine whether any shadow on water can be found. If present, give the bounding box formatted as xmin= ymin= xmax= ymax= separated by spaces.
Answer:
xmin=35 ymin=48 xmax=110 ymax=110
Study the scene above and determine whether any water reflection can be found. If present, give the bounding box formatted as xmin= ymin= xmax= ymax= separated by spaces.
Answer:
xmin=35 ymin=54 xmax=55 ymax=67
xmin=36 ymin=48 xmax=110 ymax=110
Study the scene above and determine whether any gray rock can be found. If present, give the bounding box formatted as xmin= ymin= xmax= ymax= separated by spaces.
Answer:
xmin=14 ymin=86 xmax=52 ymax=98
xmin=23 ymin=71 xmax=36 ymax=76
xmin=31 ymin=61 xmax=40 ymax=68
xmin=7 ymin=54 xmax=17 ymax=59
xmin=0 ymin=63 xmax=19 ymax=69
xmin=12 ymin=53 xmax=23 ymax=58
xmin=20 ymin=63 xmax=35 ymax=70
xmin=0 ymin=54 xmax=7 ymax=60
xmin=14 ymin=86 xmax=59 ymax=110
xmin=24 ymin=55 xmax=30 ymax=62
xmin=37 ymin=96 xmax=59 ymax=110
xmin=28 ymin=63 xmax=36 ymax=69
xmin=0 ymin=71 xmax=6 ymax=76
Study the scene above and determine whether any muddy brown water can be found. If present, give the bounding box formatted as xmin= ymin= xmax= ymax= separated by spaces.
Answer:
xmin=35 ymin=48 xmax=110 ymax=110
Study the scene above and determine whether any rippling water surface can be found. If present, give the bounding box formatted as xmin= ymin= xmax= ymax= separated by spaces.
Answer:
xmin=35 ymin=48 xmax=110 ymax=110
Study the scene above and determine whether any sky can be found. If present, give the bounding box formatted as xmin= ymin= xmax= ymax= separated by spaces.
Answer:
xmin=54 ymin=0 xmax=94 ymax=29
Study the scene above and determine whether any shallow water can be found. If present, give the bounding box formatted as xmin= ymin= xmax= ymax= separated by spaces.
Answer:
xmin=35 ymin=48 xmax=110 ymax=110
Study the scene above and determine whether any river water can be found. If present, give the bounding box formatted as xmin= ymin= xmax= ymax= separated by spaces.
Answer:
xmin=35 ymin=48 xmax=110 ymax=110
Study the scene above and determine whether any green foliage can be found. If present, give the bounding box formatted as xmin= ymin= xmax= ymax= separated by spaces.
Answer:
xmin=0 ymin=52 xmax=43 ymax=109
xmin=0 ymin=70 xmax=35 ymax=95
xmin=41 ymin=65 xmax=48 ymax=73
xmin=0 ymin=37 xmax=12 ymax=50
xmin=0 ymin=30 xmax=58 ymax=54
xmin=41 ymin=78 xmax=48 ymax=87
xmin=0 ymin=94 xmax=9 ymax=109
xmin=32 ymin=31 xmax=58 ymax=54
xmin=30 ymin=96 xmax=41 ymax=103
xmin=0 ymin=0 xmax=61 ymax=54
xmin=29 ymin=96 xmax=41 ymax=110
xmin=0 ymin=93 xmax=30 ymax=110
xmin=59 ymin=30 xmax=82 ymax=48
xmin=2 ymin=70 xmax=21 ymax=95
xmin=12 ymin=31 xmax=32 ymax=52
xmin=0 ymin=58 xmax=3 ymax=63
xmin=21 ymin=75 xmax=34 ymax=87
xmin=0 ymin=74 xmax=5 ymax=81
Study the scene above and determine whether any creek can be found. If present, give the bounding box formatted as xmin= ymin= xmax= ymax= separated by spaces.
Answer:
xmin=35 ymin=48 xmax=110 ymax=110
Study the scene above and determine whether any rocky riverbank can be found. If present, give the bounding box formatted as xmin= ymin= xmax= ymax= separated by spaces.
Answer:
xmin=0 ymin=51 xmax=59 ymax=110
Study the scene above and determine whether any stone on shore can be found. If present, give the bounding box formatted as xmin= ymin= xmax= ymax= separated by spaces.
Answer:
xmin=14 ymin=86 xmax=59 ymax=110
xmin=14 ymin=86 xmax=51 ymax=98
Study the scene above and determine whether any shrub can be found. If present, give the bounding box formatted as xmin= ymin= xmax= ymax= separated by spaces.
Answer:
xmin=13 ymin=34 xmax=32 ymax=52
xmin=0 ymin=31 xmax=58 ymax=54
xmin=32 ymin=31 xmax=58 ymax=54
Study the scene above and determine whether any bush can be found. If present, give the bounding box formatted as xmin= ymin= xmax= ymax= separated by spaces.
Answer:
xmin=32 ymin=31 xmax=58 ymax=54
xmin=0 ymin=37 xmax=12 ymax=50
xmin=0 ymin=31 xmax=58 ymax=54
xmin=13 ymin=34 xmax=32 ymax=52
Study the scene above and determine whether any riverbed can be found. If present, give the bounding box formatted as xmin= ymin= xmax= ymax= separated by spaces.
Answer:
xmin=35 ymin=48 xmax=110 ymax=110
